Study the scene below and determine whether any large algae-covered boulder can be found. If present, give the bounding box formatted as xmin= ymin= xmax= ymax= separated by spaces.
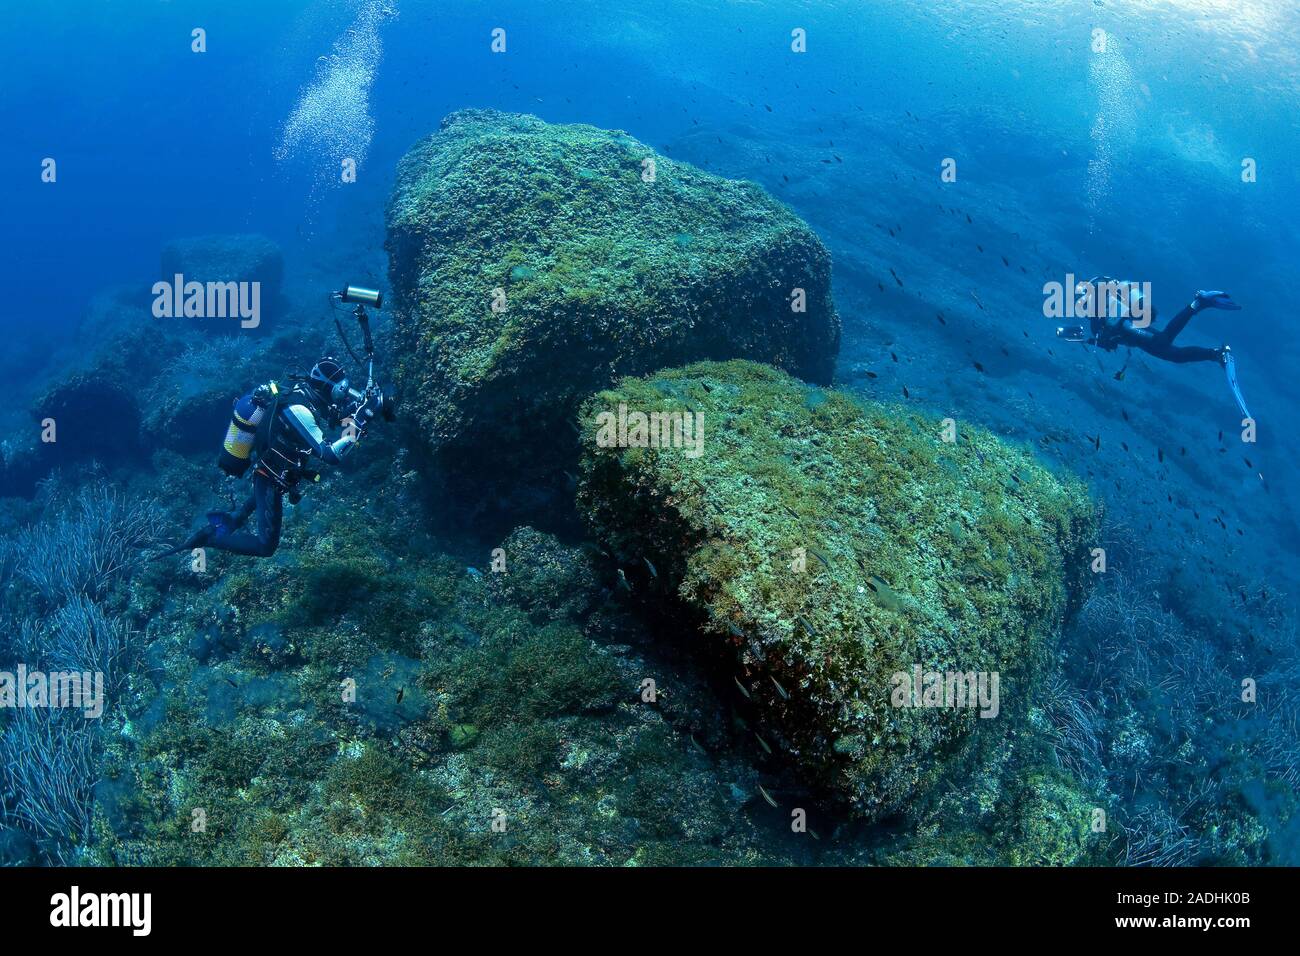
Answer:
xmin=385 ymin=109 xmax=840 ymax=489
xmin=577 ymin=360 xmax=1096 ymax=818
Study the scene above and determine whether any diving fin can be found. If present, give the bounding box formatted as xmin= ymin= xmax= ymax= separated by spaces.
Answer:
xmin=150 ymin=528 xmax=211 ymax=561
xmin=149 ymin=512 xmax=233 ymax=561
xmin=1223 ymin=348 xmax=1252 ymax=422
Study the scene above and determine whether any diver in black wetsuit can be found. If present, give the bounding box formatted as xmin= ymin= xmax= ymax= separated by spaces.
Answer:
xmin=1057 ymin=277 xmax=1239 ymax=365
xmin=158 ymin=357 xmax=382 ymax=560
xmin=1057 ymin=277 xmax=1252 ymax=418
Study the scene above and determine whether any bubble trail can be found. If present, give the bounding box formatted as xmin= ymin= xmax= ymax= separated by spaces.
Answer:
xmin=276 ymin=1 xmax=397 ymax=188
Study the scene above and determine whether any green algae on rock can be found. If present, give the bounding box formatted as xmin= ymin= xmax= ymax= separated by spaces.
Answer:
xmin=577 ymin=360 xmax=1097 ymax=818
xmin=484 ymin=526 xmax=602 ymax=623
xmin=385 ymin=109 xmax=840 ymax=486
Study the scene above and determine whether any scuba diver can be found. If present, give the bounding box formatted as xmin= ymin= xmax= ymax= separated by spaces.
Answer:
xmin=1057 ymin=277 xmax=1252 ymax=419
xmin=158 ymin=357 xmax=386 ymax=559
xmin=156 ymin=283 xmax=395 ymax=561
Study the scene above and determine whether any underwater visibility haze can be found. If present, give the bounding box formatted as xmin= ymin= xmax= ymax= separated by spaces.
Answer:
xmin=1 ymin=0 xmax=1298 ymax=873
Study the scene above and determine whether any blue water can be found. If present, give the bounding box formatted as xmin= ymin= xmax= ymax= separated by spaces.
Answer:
xmin=12 ymin=0 xmax=1293 ymax=568
xmin=2 ymin=0 xmax=1297 ymax=866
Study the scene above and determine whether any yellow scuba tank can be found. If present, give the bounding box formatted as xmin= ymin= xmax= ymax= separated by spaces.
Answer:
xmin=218 ymin=382 xmax=276 ymax=477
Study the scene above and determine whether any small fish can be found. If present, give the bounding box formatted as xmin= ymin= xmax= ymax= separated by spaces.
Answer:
xmin=757 ymin=784 xmax=779 ymax=808
xmin=755 ymin=733 xmax=773 ymax=754
xmin=1001 ymin=255 xmax=1009 ymax=267
xmin=1121 ymin=442 xmax=1130 ymax=452
xmin=935 ymin=312 xmax=947 ymax=325
xmin=1158 ymin=448 xmax=1164 ymax=463
xmin=890 ymin=352 xmax=899 ymax=363
xmin=808 ymin=548 xmax=831 ymax=569
xmin=902 ymin=385 xmax=910 ymax=398
xmin=466 ymin=566 xmax=483 ymax=579
xmin=973 ymin=361 xmax=985 ymax=373
xmin=1121 ymin=409 xmax=1130 ymax=422
xmin=1244 ymin=457 xmax=1253 ymax=469
xmin=797 ymin=614 xmax=819 ymax=637
xmin=616 ymin=568 xmax=632 ymax=592
xmin=733 ymin=675 xmax=752 ymax=699
xmin=771 ymin=676 xmax=790 ymax=700
xmin=642 ymin=556 xmax=658 ymax=578
xmin=224 ymin=677 xmax=238 ymax=688
xmin=396 ymin=688 xmax=405 ymax=704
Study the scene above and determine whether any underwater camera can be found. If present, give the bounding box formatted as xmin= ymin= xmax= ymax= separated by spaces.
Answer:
xmin=330 ymin=283 xmax=396 ymax=422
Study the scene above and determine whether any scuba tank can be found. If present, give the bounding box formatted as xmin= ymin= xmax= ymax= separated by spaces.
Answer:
xmin=218 ymin=384 xmax=275 ymax=477
xmin=251 ymin=380 xmax=322 ymax=496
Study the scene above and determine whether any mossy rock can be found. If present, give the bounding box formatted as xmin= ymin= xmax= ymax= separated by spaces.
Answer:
xmin=484 ymin=526 xmax=602 ymax=622
xmin=577 ymin=360 xmax=1097 ymax=817
xmin=385 ymin=109 xmax=840 ymax=492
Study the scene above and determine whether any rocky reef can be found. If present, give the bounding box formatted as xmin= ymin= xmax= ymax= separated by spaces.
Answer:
xmin=3 ymin=111 xmax=1290 ymax=869
xmin=4 ymin=235 xmax=310 ymax=493
xmin=385 ymin=110 xmax=840 ymax=504
xmin=50 ymin=441 xmax=806 ymax=866
xmin=577 ymin=360 xmax=1098 ymax=819
xmin=159 ymin=234 xmax=284 ymax=309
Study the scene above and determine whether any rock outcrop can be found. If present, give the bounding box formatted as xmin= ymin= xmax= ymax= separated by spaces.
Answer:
xmin=577 ymin=360 xmax=1097 ymax=817
xmin=385 ymin=110 xmax=840 ymax=500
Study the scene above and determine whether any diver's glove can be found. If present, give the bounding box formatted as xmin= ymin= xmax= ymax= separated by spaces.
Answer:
xmin=1192 ymin=290 xmax=1241 ymax=312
